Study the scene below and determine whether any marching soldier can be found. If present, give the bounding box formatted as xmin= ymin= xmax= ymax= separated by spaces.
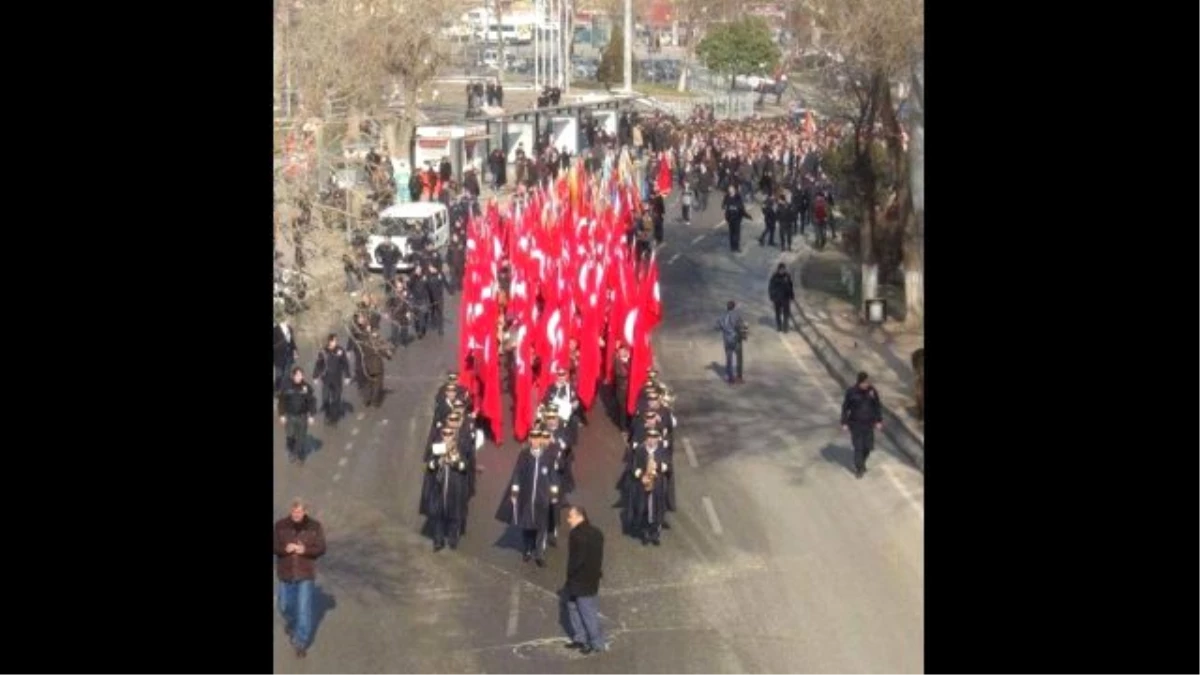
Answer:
xmin=433 ymin=382 xmax=468 ymax=427
xmin=542 ymin=366 xmax=581 ymax=447
xmin=277 ymin=367 xmax=317 ymax=464
xmin=841 ymin=371 xmax=883 ymax=478
xmin=357 ymin=326 xmax=393 ymax=408
xmin=452 ymin=400 xmax=481 ymax=500
xmin=567 ymin=338 xmax=589 ymax=426
xmin=612 ymin=343 xmax=632 ymax=433
xmin=636 ymin=390 xmax=676 ymax=438
xmin=495 ymin=429 xmax=562 ymax=567
xmin=630 ymin=429 xmax=670 ymax=545
xmin=312 ymin=333 xmax=352 ymax=425
xmin=541 ymin=410 xmax=573 ymax=548
xmin=420 ymin=424 xmax=472 ymax=551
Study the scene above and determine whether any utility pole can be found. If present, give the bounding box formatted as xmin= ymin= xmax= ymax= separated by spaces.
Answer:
xmin=495 ymin=0 xmax=506 ymax=87
xmin=622 ymin=0 xmax=632 ymax=92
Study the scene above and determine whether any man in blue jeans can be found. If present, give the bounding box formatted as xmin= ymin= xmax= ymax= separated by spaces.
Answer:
xmin=274 ymin=499 xmax=327 ymax=659
xmin=716 ymin=300 xmax=746 ymax=384
xmin=562 ymin=504 xmax=607 ymax=655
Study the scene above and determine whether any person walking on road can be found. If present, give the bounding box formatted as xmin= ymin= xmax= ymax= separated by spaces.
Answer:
xmin=562 ymin=505 xmax=608 ymax=655
xmin=312 ymin=333 xmax=351 ymax=425
xmin=768 ymin=263 xmax=796 ymax=333
xmin=716 ymin=300 xmax=747 ymax=384
xmin=278 ymin=367 xmax=317 ymax=464
xmin=721 ymin=185 xmax=751 ymax=253
xmin=274 ymin=499 xmax=327 ymax=659
xmin=841 ymin=371 xmax=883 ymax=478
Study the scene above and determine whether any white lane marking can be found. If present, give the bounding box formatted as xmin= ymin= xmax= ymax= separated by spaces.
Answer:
xmin=682 ymin=437 xmax=699 ymax=469
xmin=408 ymin=417 xmax=417 ymax=439
xmin=778 ymin=331 xmax=925 ymax=516
xmin=657 ymin=242 xmax=667 ymax=251
xmin=881 ymin=464 xmax=925 ymax=521
xmin=701 ymin=496 xmax=724 ymax=536
xmin=356 ymin=412 xmax=366 ymax=421
xmin=380 ymin=418 xmax=389 ymax=425
xmin=344 ymin=442 xmax=354 ymax=451
xmin=667 ymin=253 xmax=681 ymax=265
xmin=332 ymin=473 xmax=341 ymax=482
xmin=505 ymin=583 xmax=521 ymax=638
xmin=690 ymin=234 xmax=706 ymax=245
xmin=338 ymin=457 xmax=348 ymax=467
xmin=351 ymin=427 xmax=360 ymax=436
xmin=712 ymin=220 xmax=726 ymax=230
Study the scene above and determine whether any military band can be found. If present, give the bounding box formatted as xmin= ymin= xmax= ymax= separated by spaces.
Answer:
xmin=411 ymin=363 xmax=683 ymax=559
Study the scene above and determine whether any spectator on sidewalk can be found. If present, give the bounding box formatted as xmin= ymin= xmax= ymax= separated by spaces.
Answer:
xmin=275 ymin=499 xmax=327 ymax=659
xmin=841 ymin=371 xmax=883 ymax=478
xmin=562 ymin=505 xmax=607 ymax=655
xmin=768 ymin=263 xmax=796 ymax=333
xmin=716 ymin=300 xmax=747 ymax=384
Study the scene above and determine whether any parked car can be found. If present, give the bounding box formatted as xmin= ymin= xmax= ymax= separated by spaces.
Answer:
xmin=367 ymin=202 xmax=451 ymax=273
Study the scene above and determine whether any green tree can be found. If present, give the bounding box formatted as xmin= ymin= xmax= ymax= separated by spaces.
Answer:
xmin=695 ymin=18 xmax=781 ymax=90
xmin=596 ymin=23 xmax=632 ymax=89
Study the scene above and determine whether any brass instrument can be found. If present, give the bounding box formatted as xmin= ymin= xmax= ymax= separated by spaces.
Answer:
xmin=641 ymin=454 xmax=659 ymax=493
xmin=439 ymin=433 xmax=463 ymax=471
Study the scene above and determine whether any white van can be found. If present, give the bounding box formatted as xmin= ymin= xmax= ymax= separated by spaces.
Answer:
xmin=368 ymin=202 xmax=450 ymax=273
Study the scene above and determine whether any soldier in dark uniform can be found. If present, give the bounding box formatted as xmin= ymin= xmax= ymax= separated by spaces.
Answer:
xmin=541 ymin=408 xmax=574 ymax=547
xmin=649 ymin=188 xmax=666 ymax=245
xmin=611 ymin=343 xmax=632 ymax=433
xmin=841 ymin=371 xmax=883 ymax=478
xmin=495 ymin=429 xmax=562 ymax=567
xmin=424 ymin=262 xmax=447 ymax=337
xmin=433 ymin=382 xmax=467 ymax=423
xmin=357 ymin=327 xmax=393 ymax=408
xmin=630 ymin=429 xmax=670 ymax=545
xmin=408 ymin=267 xmax=430 ymax=339
xmin=541 ymin=367 xmax=580 ymax=447
xmin=451 ymin=400 xmax=480 ymax=503
xmin=277 ymin=367 xmax=317 ymax=464
xmin=312 ymin=333 xmax=352 ymax=425
xmin=420 ymin=424 xmax=472 ymax=551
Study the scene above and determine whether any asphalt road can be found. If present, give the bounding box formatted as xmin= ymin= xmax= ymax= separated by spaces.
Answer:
xmin=273 ymin=192 xmax=924 ymax=673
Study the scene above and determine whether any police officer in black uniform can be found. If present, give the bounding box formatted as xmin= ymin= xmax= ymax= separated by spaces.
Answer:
xmin=424 ymin=262 xmax=448 ymax=337
xmin=841 ymin=371 xmax=883 ymax=478
xmin=767 ymin=263 xmax=795 ymax=333
xmin=377 ymin=239 xmax=401 ymax=285
xmin=757 ymin=192 xmax=777 ymax=247
xmin=312 ymin=333 xmax=352 ymax=424
xmin=277 ymin=367 xmax=317 ymax=463
xmin=408 ymin=267 xmax=430 ymax=339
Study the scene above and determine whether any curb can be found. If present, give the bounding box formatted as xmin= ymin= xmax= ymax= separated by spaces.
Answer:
xmin=789 ymin=296 xmax=925 ymax=473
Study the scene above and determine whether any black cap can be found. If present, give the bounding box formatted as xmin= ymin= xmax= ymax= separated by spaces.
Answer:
xmin=446 ymin=372 xmax=459 ymax=382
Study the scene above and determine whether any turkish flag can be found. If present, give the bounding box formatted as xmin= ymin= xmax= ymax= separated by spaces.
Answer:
xmin=641 ymin=253 xmax=662 ymax=331
xmin=623 ymin=304 xmax=653 ymax=415
xmin=512 ymin=324 xmax=534 ymax=442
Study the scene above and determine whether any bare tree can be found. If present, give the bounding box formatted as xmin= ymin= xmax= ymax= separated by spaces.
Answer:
xmin=811 ymin=0 xmax=923 ymax=323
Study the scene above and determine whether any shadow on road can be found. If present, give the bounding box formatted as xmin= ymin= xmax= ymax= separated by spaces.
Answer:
xmin=299 ymin=436 xmax=325 ymax=461
xmin=819 ymin=442 xmax=854 ymax=475
xmin=311 ymin=585 xmax=338 ymax=644
xmin=492 ymin=524 xmax=527 ymax=554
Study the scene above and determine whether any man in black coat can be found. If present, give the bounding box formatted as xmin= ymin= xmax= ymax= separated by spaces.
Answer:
xmin=767 ymin=263 xmax=796 ymax=333
xmin=721 ymin=185 xmax=750 ymax=253
xmin=841 ymin=371 xmax=884 ymax=478
xmin=562 ymin=505 xmax=607 ymax=655
xmin=278 ymin=367 xmax=317 ymax=463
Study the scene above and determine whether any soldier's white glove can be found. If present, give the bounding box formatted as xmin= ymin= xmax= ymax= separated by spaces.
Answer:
xmin=634 ymin=468 xmax=643 ymax=478
xmin=511 ymin=485 xmax=520 ymax=492
xmin=307 ymin=417 xmax=315 ymax=425
xmin=428 ymin=460 xmax=437 ymax=470
xmin=662 ymin=462 xmax=669 ymax=472
xmin=457 ymin=461 xmax=466 ymax=471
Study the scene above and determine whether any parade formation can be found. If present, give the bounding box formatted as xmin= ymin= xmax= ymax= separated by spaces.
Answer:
xmin=417 ymin=157 xmax=682 ymax=562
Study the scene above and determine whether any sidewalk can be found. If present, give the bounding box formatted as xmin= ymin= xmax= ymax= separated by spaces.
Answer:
xmin=787 ymin=240 xmax=925 ymax=468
